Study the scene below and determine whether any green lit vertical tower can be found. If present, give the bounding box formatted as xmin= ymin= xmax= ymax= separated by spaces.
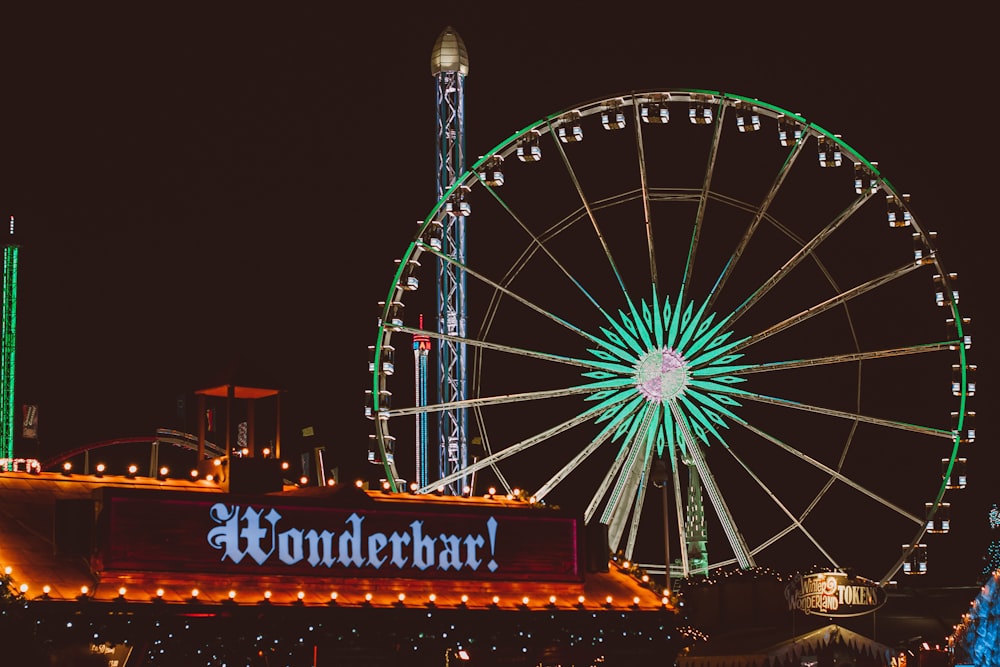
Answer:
xmin=1 ymin=216 xmax=18 ymax=460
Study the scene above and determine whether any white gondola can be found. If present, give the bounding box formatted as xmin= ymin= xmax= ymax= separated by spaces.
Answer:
xmin=951 ymin=410 xmax=975 ymax=442
xmin=943 ymin=457 xmax=968 ymax=489
xmin=421 ymin=219 xmax=444 ymax=251
xmin=886 ymin=193 xmax=912 ymax=227
xmin=952 ymin=364 xmax=976 ymax=396
xmin=601 ymin=100 xmax=626 ymax=130
xmin=734 ymin=101 xmax=760 ymax=132
xmin=368 ymin=434 xmax=395 ymax=465
xmin=912 ymin=231 xmax=936 ymax=266
xmin=688 ymin=101 xmax=712 ymax=125
xmin=396 ymin=258 xmax=420 ymax=290
xmin=516 ymin=130 xmax=542 ymax=162
xmin=946 ymin=317 xmax=972 ymax=350
xmin=933 ymin=273 xmax=959 ymax=307
xmin=364 ymin=390 xmax=392 ymax=420
xmin=817 ymin=135 xmax=843 ymax=167
xmin=901 ymin=544 xmax=928 ymax=575
xmin=478 ymin=155 xmax=504 ymax=187
xmin=640 ymin=97 xmax=669 ymax=124
xmin=368 ymin=345 xmax=395 ymax=375
xmin=445 ymin=185 xmax=471 ymax=217
xmin=377 ymin=300 xmax=404 ymax=329
xmin=925 ymin=502 xmax=951 ymax=533
xmin=854 ymin=161 xmax=878 ymax=194
xmin=777 ymin=115 xmax=802 ymax=146
xmin=557 ymin=112 xmax=583 ymax=143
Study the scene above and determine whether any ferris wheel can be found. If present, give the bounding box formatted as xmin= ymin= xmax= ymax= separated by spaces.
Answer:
xmin=367 ymin=90 xmax=974 ymax=585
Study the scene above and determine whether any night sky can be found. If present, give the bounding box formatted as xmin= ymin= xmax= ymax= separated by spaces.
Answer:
xmin=0 ymin=5 xmax=994 ymax=586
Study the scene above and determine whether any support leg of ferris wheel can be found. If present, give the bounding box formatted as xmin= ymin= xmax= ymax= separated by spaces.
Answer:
xmin=670 ymin=400 xmax=754 ymax=570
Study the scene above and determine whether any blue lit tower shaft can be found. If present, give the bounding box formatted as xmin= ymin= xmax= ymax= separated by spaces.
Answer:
xmin=431 ymin=28 xmax=469 ymax=495
xmin=414 ymin=315 xmax=430 ymax=488
xmin=1 ymin=216 xmax=18 ymax=460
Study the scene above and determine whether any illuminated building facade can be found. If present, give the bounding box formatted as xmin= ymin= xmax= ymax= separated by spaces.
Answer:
xmin=0 ymin=467 xmax=691 ymax=666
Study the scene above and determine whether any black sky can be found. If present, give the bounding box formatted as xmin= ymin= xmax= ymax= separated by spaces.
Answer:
xmin=0 ymin=4 xmax=994 ymax=585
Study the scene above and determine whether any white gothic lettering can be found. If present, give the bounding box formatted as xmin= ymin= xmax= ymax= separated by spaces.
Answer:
xmin=206 ymin=503 xmax=500 ymax=573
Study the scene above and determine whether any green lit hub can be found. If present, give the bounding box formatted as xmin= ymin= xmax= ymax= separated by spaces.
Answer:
xmin=580 ymin=291 xmax=749 ymax=458
xmin=636 ymin=348 xmax=688 ymax=402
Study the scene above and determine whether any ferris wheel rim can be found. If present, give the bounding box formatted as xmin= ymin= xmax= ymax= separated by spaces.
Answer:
xmin=369 ymin=89 xmax=972 ymax=586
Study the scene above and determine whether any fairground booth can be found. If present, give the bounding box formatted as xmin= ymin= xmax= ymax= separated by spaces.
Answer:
xmin=0 ymin=454 xmax=693 ymax=666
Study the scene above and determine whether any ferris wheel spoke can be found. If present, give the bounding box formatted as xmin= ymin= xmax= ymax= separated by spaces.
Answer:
xmin=604 ymin=439 xmax=647 ymax=555
xmin=725 ymin=190 xmax=876 ymax=329
xmin=631 ymin=98 xmax=658 ymax=290
xmin=584 ymin=439 xmax=635 ymax=524
xmin=548 ymin=120 xmax=633 ymax=304
xmin=423 ymin=243 xmax=637 ymax=360
xmin=683 ymin=101 xmax=727 ymax=294
xmin=533 ymin=417 xmax=620 ymax=502
xmin=705 ymin=133 xmax=810 ymax=314
xmin=723 ymin=341 xmax=956 ymax=376
xmin=728 ymin=389 xmax=952 ymax=439
xmin=431 ymin=237 xmax=656 ymax=364
xmin=476 ymin=181 xmax=618 ymax=314
xmin=475 ymin=186 xmax=666 ymax=366
xmin=738 ymin=420 xmax=925 ymax=526
xmin=392 ymin=323 xmax=636 ymax=374
xmin=624 ymin=449 xmax=655 ymax=559
xmin=388 ymin=385 xmax=607 ymax=418
xmin=670 ymin=400 xmax=755 ymax=569
xmin=731 ymin=261 xmax=925 ymax=353
xmin=417 ymin=393 xmax=632 ymax=495
xmin=468 ymin=404 xmax=515 ymax=496
xmin=601 ymin=405 xmax=664 ymax=559
xmin=723 ymin=445 xmax=842 ymax=569
xmin=534 ymin=394 xmax=647 ymax=505
xmin=602 ymin=405 xmax=658 ymax=520
xmin=473 ymin=185 xmax=688 ymax=359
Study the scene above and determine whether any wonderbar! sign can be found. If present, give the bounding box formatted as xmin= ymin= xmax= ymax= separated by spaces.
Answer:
xmin=784 ymin=572 xmax=887 ymax=617
xmin=96 ymin=490 xmax=583 ymax=582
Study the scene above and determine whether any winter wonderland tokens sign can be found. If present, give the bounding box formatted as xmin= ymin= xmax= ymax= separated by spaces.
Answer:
xmin=784 ymin=572 xmax=887 ymax=617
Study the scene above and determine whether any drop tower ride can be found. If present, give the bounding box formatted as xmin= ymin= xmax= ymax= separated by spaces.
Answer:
xmin=431 ymin=28 xmax=469 ymax=495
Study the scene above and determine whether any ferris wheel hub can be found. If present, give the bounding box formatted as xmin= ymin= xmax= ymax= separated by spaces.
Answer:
xmin=635 ymin=348 xmax=689 ymax=402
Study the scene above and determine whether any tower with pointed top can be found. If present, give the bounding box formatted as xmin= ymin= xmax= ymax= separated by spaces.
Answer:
xmin=1 ymin=216 xmax=18 ymax=460
xmin=431 ymin=27 xmax=470 ymax=494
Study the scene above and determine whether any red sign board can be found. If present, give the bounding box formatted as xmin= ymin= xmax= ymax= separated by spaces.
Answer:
xmin=96 ymin=489 xmax=583 ymax=583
